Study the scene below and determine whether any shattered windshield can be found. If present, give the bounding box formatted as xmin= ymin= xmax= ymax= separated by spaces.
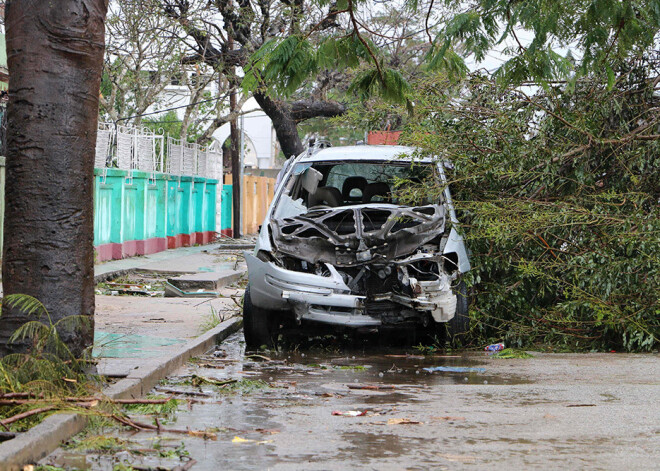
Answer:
xmin=273 ymin=160 xmax=435 ymax=220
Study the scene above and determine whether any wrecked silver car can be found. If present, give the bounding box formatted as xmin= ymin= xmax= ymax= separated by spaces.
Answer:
xmin=243 ymin=145 xmax=470 ymax=348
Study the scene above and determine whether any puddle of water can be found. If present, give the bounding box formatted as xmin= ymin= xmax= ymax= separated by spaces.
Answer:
xmin=93 ymin=331 xmax=185 ymax=358
xmin=45 ymin=332 xmax=532 ymax=470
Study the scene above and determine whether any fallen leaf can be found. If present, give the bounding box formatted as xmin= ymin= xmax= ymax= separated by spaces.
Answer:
xmin=387 ymin=418 xmax=422 ymax=425
xmin=432 ymin=416 xmax=466 ymax=421
xmin=543 ymin=414 xmax=556 ymax=419
xmin=187 ymin=430 xmax=217 ymax=440
xmin=232 ymin=436 xmax=273 ymax=445
xmin=255 ymin=428 xmax=280 ymax=434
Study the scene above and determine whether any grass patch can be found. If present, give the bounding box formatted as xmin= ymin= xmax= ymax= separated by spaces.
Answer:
xmin=199 ymin=306 xmax=224 ymax=333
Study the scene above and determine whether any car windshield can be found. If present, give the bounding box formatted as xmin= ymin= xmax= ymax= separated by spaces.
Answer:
xmin=272 ymin=160 xmax=436 ymax=220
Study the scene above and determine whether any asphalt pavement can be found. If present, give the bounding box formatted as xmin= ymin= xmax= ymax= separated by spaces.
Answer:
xmin=42 ymin=332 xmax=660 ymax=470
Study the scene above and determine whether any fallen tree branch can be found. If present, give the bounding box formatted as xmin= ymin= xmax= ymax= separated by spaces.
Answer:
xmin=0 ymin=406 xmax=56 ymax=427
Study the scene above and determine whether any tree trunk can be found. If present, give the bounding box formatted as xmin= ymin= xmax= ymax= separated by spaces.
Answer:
xmin=230 ymin=87 xmax=241 ymax=239
xmin=253 ymin=92 xmax=305 ymax=158
xmin=1 ymin=0 xmax=108 ymax=357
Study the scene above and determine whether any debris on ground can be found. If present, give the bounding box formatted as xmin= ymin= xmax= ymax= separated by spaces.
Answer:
xmin=346 ymin=384 xmax=395 ymax=390
xmin=484 ymin=343 xmax=506 ymax=352
xmin=432 ymin=416 xmax=466 ymax=421
xmin=491 ymin=348 xmax=534 ymax=359
xmin=422 ymin=366 xmax=486 ymax=373
xmin=231 ymin=436 xmax=273 ymax=444
xmin=386 ymin=418 xmax=423 ymax=425
xmin=332 ymin=410 xmax=367 ymax=417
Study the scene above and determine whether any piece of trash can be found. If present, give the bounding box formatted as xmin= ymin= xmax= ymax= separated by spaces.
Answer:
xmin=332 ymin=410 xmax=367 ymax=417
xmin=387 ymin=418 xmax=422 ymax=425
xmin=484 ymin=343 xmax=505 ymax=352
xmin=432 ymin=416 xmax=466 ymax=421
xmin=231 ymin=436 xmax=273 ymax=444
xmin=423 ymin=366 xmax=486 ymax=373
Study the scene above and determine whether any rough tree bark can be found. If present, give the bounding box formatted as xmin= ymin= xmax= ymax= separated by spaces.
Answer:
xmin=253 ymin=92 xmax=305 ymax=158
xmin=0 ymin=0 xmax=109 ymax=357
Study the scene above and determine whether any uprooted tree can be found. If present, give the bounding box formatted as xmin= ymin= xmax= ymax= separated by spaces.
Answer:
xmin=1 ymin=0 xmax=109 ymax=357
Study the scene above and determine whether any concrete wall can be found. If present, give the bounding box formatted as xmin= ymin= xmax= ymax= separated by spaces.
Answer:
xmin=0 ymin=163 xmax=217 ymax=260
xmin=94 ymin=168 xmax=217 ymax=262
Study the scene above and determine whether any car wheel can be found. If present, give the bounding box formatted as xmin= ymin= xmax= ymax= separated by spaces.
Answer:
xmin=243 ymin=284 xmax=278 ymax=350
xmin=447 ymin=281 xmax=470 ymax=342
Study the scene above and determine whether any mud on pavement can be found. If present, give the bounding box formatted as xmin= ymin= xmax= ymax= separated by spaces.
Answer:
xmin=42 ymin=333 xmax=659 ymax=470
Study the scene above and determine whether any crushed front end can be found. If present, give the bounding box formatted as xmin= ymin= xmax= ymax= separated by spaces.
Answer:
xmin=246 ymin=203 xmax=468 ymax=329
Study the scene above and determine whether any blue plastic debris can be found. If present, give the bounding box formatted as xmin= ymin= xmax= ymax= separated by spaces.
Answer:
xmin=423 ymin=366 xmax=486 ymax=373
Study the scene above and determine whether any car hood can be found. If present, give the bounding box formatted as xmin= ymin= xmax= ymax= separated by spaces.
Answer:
xmin=269 ymin=204 xmax=445 ymax=266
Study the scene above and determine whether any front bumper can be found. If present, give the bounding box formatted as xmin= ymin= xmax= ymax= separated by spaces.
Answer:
xmin=246 ymin=253 xmax=458 ymax=327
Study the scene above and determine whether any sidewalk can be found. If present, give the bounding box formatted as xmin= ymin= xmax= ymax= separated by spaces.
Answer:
xmin=0 ymin=242 xmax=250 ymax=469
xmin=93 ymin=242 xmax=249 ymax=377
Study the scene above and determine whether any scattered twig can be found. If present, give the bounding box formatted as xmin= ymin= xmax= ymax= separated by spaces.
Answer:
xmin=0 ymin=406 xmax=56 ymax=427
xmin=245 ymin=354 xmax=272 ymax=362
xmin=172 ymin=459 xmax=198 ymax=471
xmin=0 ymin=431 xmax=17 ymax=442
xmin=347 ymin=384 xmax=395 ymax=391
xmin=155 ymin=387 xmax=211 ymax=398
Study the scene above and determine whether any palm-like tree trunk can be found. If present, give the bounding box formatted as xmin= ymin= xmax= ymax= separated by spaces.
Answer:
xmin=1 ymin=0 xmax=108 ymax=357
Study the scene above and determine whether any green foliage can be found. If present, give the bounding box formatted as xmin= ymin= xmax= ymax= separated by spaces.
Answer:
xmin=122 ymin=397 xmax=179 ymax=416
xmin=0 ymin=295 xmax=99 ymax=431
xmin=143 ymin=110 xmax=182 ymax=140
xmin=394 ymin=57 xmax=659 ymax=352
xmin=243 ymin=32 xmax=412 ymax=105
xmin=427 ymin=0 xmax=660 ymax=85
xmin=217 ymin=379 xmax=269 ymax=395
xmin=491 ymin=348 xmax=534 ymax=359
xmin=64 ymin=435 xmax=132 ymax=453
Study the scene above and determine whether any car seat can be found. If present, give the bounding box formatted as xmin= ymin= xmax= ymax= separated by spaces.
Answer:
xmin=341 ymin=176 xmax=368 ymax=202
xmin=362 ymin=182 xmax=391 ymax=203
xmin=308 ymin=186 xmax=342 ymax=207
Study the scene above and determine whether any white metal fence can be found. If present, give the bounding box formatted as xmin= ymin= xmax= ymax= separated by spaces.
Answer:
xmin=96 ymin=121 xmax=222 ymax=180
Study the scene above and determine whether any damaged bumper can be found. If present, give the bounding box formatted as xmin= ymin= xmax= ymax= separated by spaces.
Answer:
xmin=246 ymin=251 xmax=459 ymax=327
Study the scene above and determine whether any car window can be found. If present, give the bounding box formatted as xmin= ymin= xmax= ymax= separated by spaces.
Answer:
xmin=275 ymin=160 xmax=436 ymax=217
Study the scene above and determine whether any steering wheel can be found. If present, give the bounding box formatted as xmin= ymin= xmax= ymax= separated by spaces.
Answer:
xmin=308 ymin=204 xmax=333 ymax=210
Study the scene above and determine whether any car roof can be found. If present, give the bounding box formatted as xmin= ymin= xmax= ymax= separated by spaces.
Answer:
xmin=296 ymin=145 xmax=435 ymax=163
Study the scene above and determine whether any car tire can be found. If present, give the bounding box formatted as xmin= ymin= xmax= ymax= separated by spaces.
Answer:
xmin=447 ymin=280 xmax=470 ymax=342
xmin=243 ymin=284 xmax=277 ymax=350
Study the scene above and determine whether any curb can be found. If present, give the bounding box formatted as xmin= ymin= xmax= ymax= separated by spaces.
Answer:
xmin=0 ymin=317 xmax=243 ymax=471
xmin=94 ymin=268 xmax=136 ymax=284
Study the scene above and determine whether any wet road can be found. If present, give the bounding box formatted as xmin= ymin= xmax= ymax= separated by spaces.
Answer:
xmin=44 ymin=332 xmax=659 ymax=470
